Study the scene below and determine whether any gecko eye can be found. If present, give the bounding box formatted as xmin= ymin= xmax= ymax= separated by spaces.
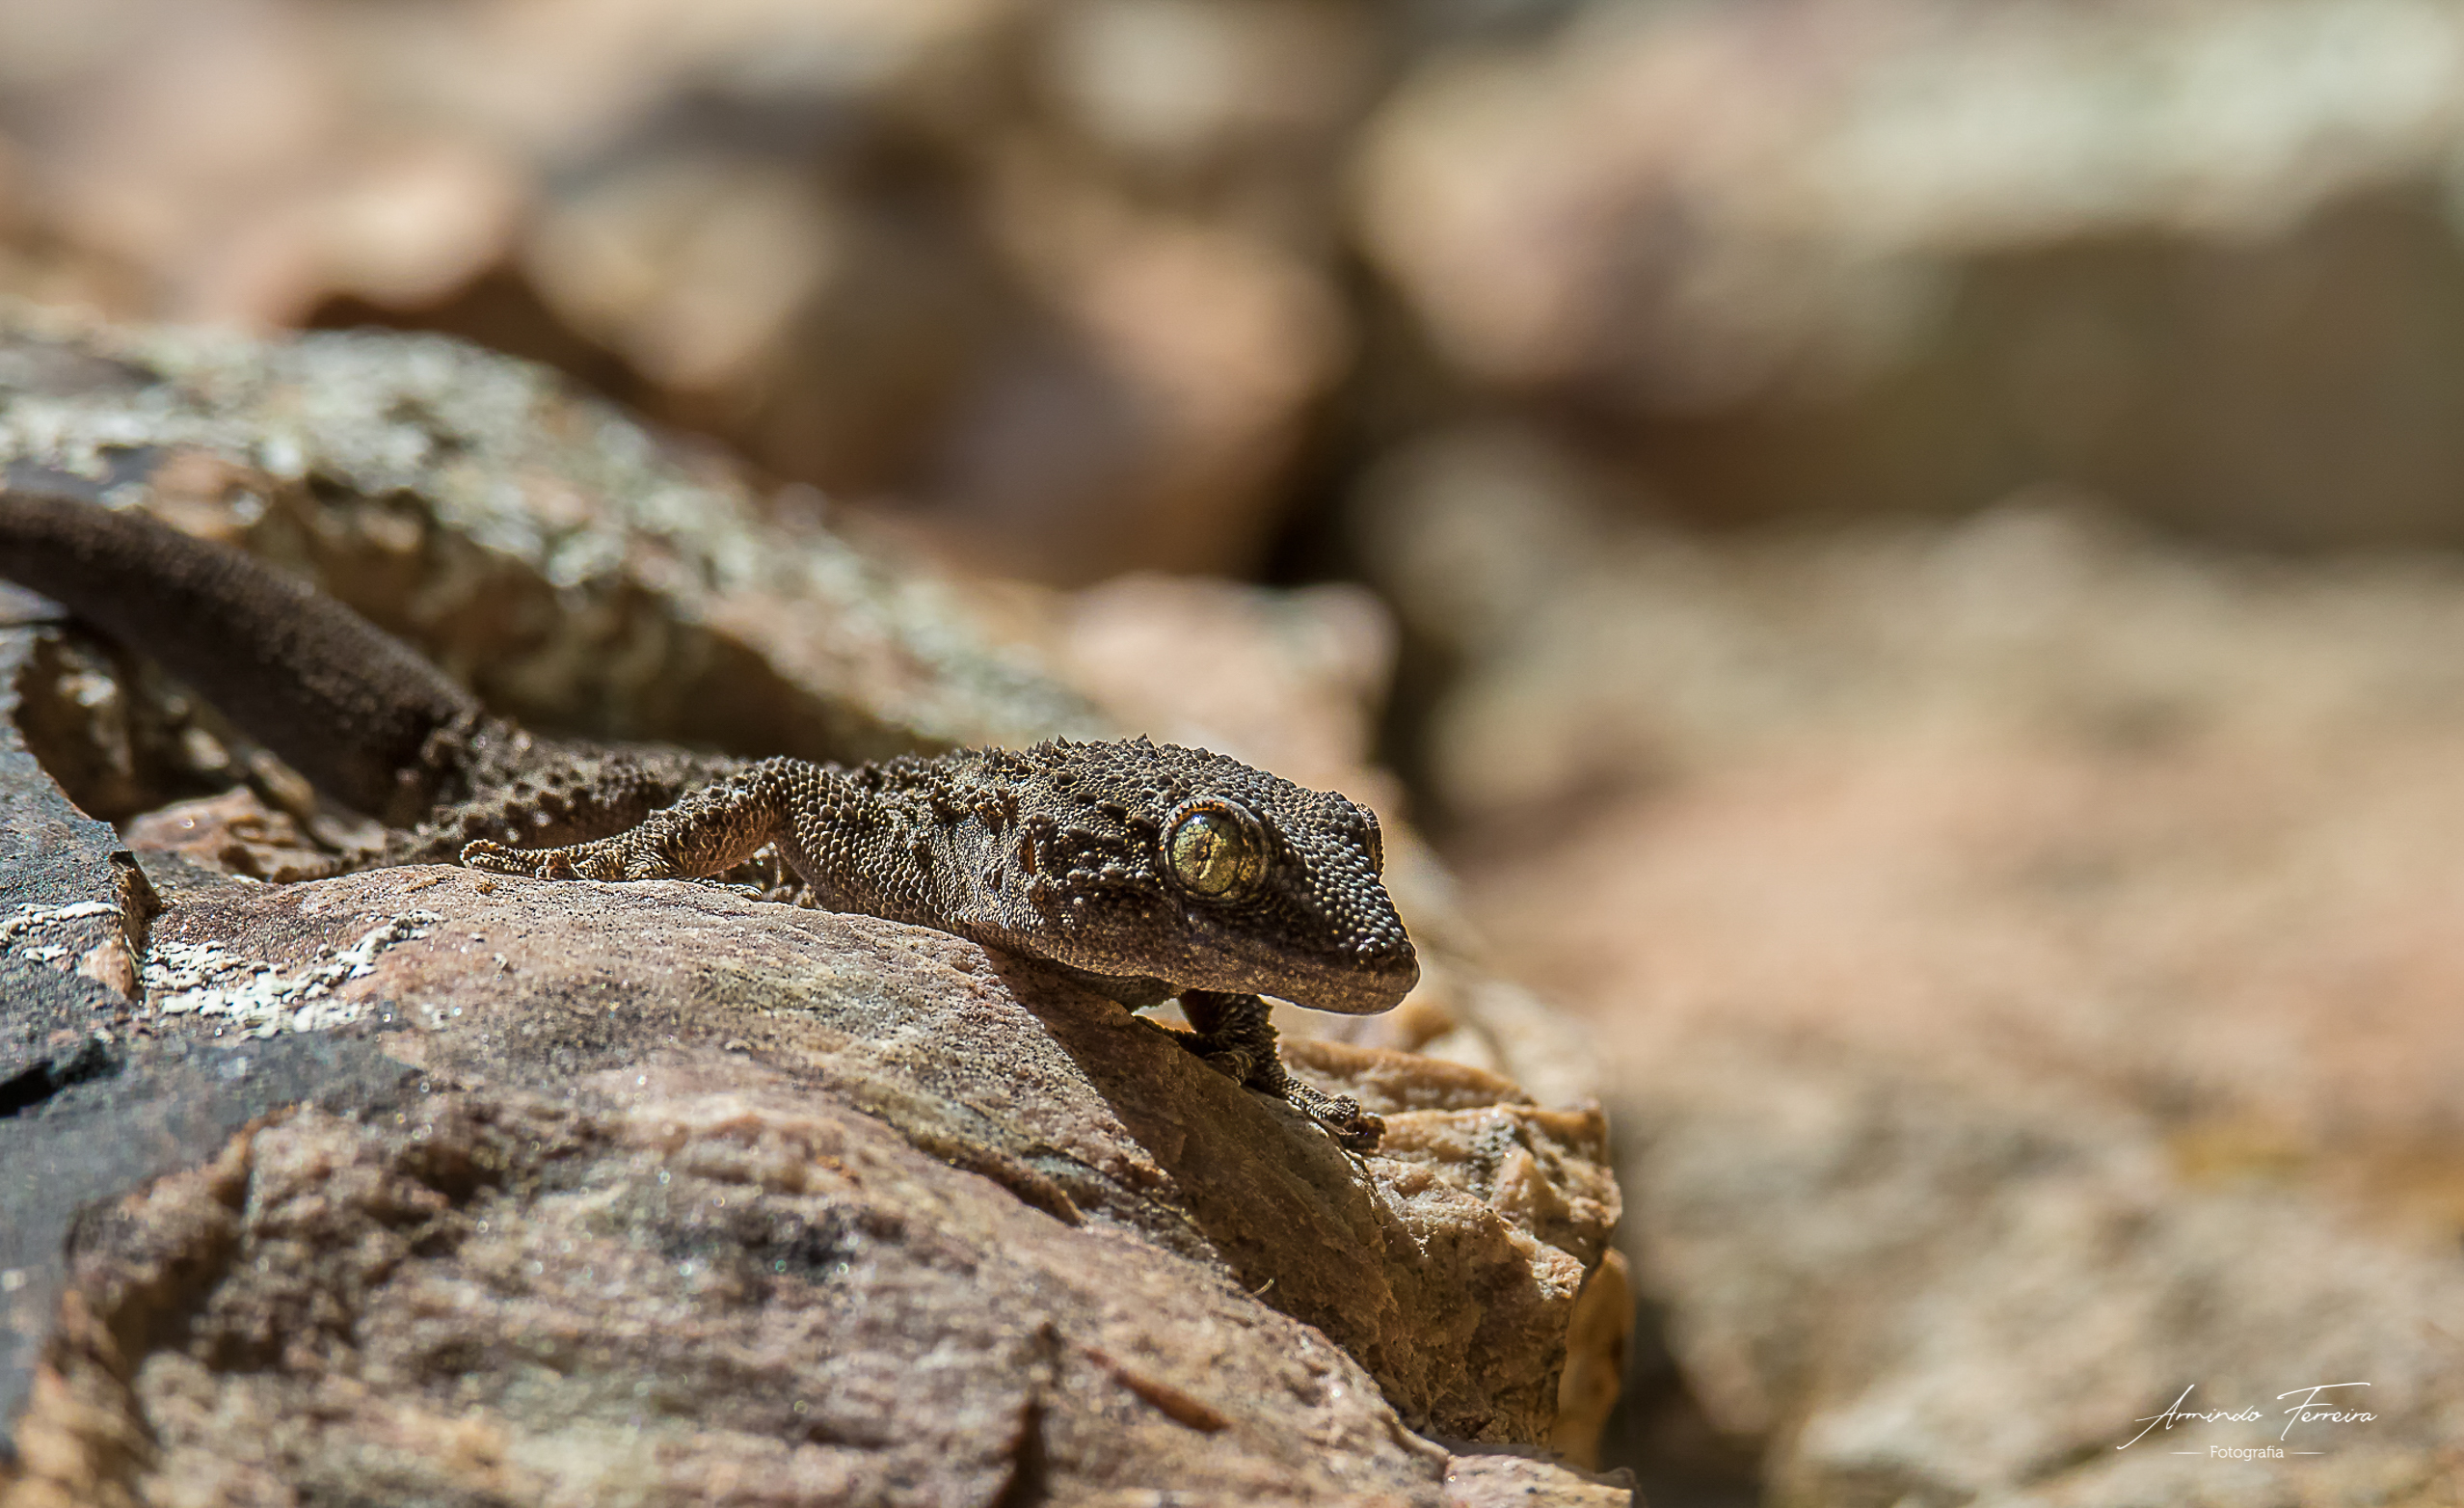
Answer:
xmin=1164 ymin=799 xmax=1268 ymax=900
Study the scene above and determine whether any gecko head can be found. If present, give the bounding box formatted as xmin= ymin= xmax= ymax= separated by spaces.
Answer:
xmin=996 ymin=739 xmax=1418 ymax=1015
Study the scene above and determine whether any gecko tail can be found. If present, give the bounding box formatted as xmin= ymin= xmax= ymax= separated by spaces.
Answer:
xmin=0 ymin=487 xmax=481 ymax=823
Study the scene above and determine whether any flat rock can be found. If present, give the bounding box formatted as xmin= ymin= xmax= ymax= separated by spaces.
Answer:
xmin=158 ymin=866 xmax=1609 ymax=1438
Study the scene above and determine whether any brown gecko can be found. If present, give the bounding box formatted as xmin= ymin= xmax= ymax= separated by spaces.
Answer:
xmin=0 ymin=488 xmax=1417 ymax=1148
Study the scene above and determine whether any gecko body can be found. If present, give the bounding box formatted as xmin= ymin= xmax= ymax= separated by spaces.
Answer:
xmin=0 ymin=489 xmax=1414 ymax=1147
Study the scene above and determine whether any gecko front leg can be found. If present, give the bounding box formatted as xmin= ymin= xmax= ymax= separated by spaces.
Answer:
xmin=1180 ymin=989 xmax=1384 ymax=1153
xmin=462 ymin=758 xmax=804 ymax=882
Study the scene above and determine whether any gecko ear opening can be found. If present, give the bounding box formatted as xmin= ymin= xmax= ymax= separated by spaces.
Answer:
xmin=1163 ymin=798 xmax=1269 ymax=900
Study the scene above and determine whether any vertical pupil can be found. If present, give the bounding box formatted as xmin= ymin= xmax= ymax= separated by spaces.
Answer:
xmin=1176 ymin=812 xmax=1243 ymax=893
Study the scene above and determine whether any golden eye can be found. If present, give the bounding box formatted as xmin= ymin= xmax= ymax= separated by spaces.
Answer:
xmin=1165 ymin=800 xmax=1267 ymax=899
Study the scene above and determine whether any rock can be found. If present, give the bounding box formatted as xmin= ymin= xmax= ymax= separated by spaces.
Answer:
xmin=0 ymin=623 xmax=422 ymax=1479
xmin=1414 ymin=498 xmax=2464 ymax=1502
xmin=1059 ymin=572 xmax=1403 ymax=793
xmin=1 ymin=856 xmax=1619 ymax=1503
xmin=1444 ymin=1449 xmax=1639 ymax=1508
xmin=1634 ymin=1061 xmax=2464 ymax=1506
xmin=0 ymin=627 xmax=139 ymax=1012
xmin=0 ymin=305 xmax=1098 ymax=759
xmin=20 ymin=1085 xmax=1449 ymax=1507
xmin=22 ymin=0 xmax=2464 ymax=566
xmin=1353 ymin=0 xmax=2464 ymax=549
xmin=135 ymin=864 xmax=1611 ymax=1442
xmin=120 ymin=790 xmax=342 ymax=885
xmin=0 ymin=0 xmax=1371 ymax=581
xmin=0 ymin=322 xmax=1629 ymax=1500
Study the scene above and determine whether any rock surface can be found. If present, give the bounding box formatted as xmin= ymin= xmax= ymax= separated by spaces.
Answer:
xmin=0 ymin=0 xmax=1374 ymax=582
xmin=0 ymin=302 xmax=1098 ymax=766
xmin=1353 ymin=0 xmax=2464 ymax=550
xmin=14 ymin=0 xmax=2464 ymax=572
xmin=1362 ymin=466 xmax=2464 ymax=1503
xmin=0 ymin=321 xmax=1629 ymax=1503
xmin=3 ymin=779 xmax=1621 ymax=1506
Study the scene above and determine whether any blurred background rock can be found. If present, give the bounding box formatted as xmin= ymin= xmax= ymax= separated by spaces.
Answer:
xmin=13 ymin=0 xmax=2464 ymax=581
xmin=12 ymin=0 xmax=2464 ymax=1502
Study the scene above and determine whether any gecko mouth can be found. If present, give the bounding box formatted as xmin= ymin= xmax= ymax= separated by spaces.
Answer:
xmin=1051 ymin=927 xmax=1418 ymax=1016
xmin=1300 ymin=951 xmax=1420 ymax=1015
xmin=1210 ymin=938 xmax=1419 ymax=1016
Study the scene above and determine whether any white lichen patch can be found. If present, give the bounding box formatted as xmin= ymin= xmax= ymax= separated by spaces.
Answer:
xmin=1 ymin=900 xmax=123 ymax=963
xmin=144 ymin=912 xmax=441 ymax=1037
xmin=1 ymin=900 xmax=121 ymax=939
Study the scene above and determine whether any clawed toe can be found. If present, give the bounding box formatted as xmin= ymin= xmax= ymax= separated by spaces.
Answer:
xmin=459 ymin=841 xmax=522 ymax=874
xmin=1320 ymin=1102 xmax=1385 ymax=1154
xmin=1291 ymin=1090 xmax=1383 ymax=1154
xmin=459 ymin=840 xmax=622 ymax=881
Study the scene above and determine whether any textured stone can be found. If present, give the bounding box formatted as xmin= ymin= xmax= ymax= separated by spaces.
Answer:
xmin=0 ymin=305 xmax=1098 ymax=761
xmin=176 ymin=866 xmax=1603 ymax=1439
xmin=1413 ymin=498 xmax=2464 ymax=1503
xmin=119 ymin=790 xmax=341 ymax=885
xmin=1443 ymin=1450 xmax=1638 ymax=1507
xmin=3 ymin=855 xmax=1620 ymax=1504
xmin=1353 ymin=0 xmax=2464 ymax=550
xmin=1 ymin=322 xmax=1628 ymax=1501
xmin=0 ymin=0 xmax=1371 ymax=581
xmin=20 ymin=1091 xmax=1449 ymax=1508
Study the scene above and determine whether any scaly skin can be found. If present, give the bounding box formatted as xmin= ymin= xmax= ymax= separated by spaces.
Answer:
xmin=463 ymin=741 xmax=1419 ymax=1148
xmin=2 ymin=487 xmax=1418 ymax=1148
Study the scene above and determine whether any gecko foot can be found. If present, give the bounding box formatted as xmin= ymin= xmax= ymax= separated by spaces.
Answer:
xmin=461 ymin=837 xmax=663 ymax=881
xmin=1178 ymin=989 xmax=1384 ymax=1153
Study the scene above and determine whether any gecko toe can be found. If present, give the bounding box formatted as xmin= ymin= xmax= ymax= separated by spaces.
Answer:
xmin=1327 ymin=1111 xmax=1384 ymax=1154
xmin=459 ymin=840 xmax=522 ymax=874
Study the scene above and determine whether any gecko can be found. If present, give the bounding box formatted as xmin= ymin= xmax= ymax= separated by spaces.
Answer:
xmin=0 ymin=488 xmax=1417 ymax=1149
